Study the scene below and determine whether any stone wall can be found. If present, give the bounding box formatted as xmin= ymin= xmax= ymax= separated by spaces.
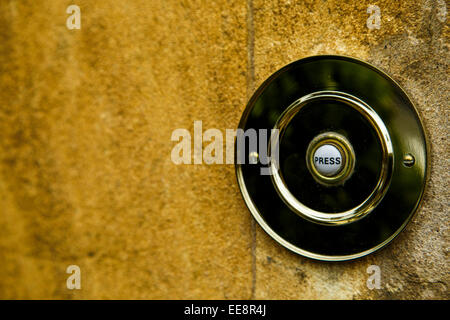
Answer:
xmin=0 ymin=0 xmax=448 ymax=299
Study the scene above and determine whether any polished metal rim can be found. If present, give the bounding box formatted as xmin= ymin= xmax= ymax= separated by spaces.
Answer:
xmin=269 ymin=91 xmax=394 ymax=225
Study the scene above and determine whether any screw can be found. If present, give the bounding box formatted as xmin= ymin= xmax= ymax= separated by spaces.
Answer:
xmin=249 ymin=151 xmax=259 ymax=164
xmin=403 ymin=153 xmax=415 ymax=167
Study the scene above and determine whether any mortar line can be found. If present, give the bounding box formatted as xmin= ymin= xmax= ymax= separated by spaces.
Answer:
xmin=246 ymin=0 xmax=256 ymax=301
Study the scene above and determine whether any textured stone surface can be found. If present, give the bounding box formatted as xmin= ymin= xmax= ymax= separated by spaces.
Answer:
xmin=0 ymin=0 xmax=448 ymax=299
xmin=251 ymin=0 xmax=449 ymax=300
xmin=0 ymin=0 xmax=251 ymax=299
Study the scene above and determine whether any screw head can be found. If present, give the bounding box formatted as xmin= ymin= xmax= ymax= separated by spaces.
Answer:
xmin=403 ymin=153 xmax=415 ymax=167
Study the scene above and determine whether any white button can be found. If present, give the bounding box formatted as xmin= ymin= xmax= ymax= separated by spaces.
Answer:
xmin=313 ymin=144 xmax=343 ymax=176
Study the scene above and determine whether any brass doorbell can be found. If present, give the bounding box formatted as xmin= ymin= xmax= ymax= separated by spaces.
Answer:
xmin=236 ymin=55 xmax=428 ymax=261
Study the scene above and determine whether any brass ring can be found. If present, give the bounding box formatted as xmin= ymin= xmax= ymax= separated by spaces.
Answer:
xmin=305 ymin=132 xmax=355 ymax=186
xmin=269 ymin=91 xmax=394 ymax=226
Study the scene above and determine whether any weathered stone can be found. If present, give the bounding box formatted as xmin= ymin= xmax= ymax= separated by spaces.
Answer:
xmin=0 ymin=0 xmax=447 ymax=299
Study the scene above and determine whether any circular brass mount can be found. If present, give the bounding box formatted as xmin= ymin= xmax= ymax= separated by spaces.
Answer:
xmin=235 ymin=55 xmax=428 ymax=261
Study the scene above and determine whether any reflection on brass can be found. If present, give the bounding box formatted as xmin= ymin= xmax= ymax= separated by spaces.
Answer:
xmin=235 ymin=55 xmax=428 ymax=261
xmin=403 ymin=153 xmax=415 ymax=167
xmin=249 ymin=151 xmax=259 ymax=164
